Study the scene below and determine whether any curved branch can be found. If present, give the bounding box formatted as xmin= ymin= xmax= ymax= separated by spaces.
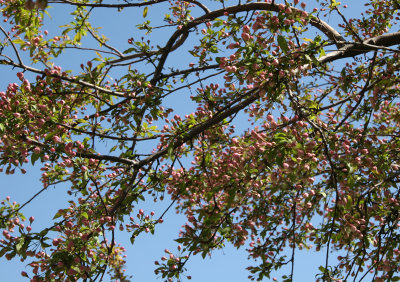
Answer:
xmin=54 ymin=0 xmax=210 ymax=13
xmin=320 ymin=32 xmax=400 ymax=63
xmin=151 ymin=2 xmax=345 ymax=82
xmin=188 ymin=0 xmax=211 ymax=14
xmin=106 ymin=29 xmax=189 ymax=66
xmin=0 ymin=25 xmax=24 ymax=65
xmin=87 ymin=26 xmax=123 ymax=57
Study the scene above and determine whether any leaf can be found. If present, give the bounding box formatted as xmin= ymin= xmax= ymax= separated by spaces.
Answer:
xmin=220 ymin=227 xmax=231 ymax=235
xmin=12 ymin=39 xmax=25 ymax=45
xmin=130 ymin=234 xmax=136 ymax=244
xmin=319 ymin=48 xmax=326 ymax=58
xmin=123 ymin=47 xmax=136 ymax=54
xmin=16 ymin=238 xmax=25 ymax=253
xmin=39 ymin=229 xmax=49 ymax=237
xmin=81 ymin=212 xmax=88 ymax=219
xmin=346 ymin=195 xmax=353 ymax=209
xmin=44 ymin=131 xmax=57 ymax=142
xmin=167 ymin=142 xmax=174 ymax=159
xmin=83 ymin=171 xmax=89 ymax=181
xmin=0 ymin=247 xmax=7 ymax=257
xmin=31 ymin=153 xmax=40 ymax=165
xmin=143 ymin=7 xmax=148 ymax=18
xmin=76 ymin=119 xmax=87 ymax=124
xmin=53 ymin=212 xmax=62 ymax=220
xmin=277 ymin=35 xmax=289 ymax=54
xmin=175 ymin=238 xmax=190 ymax=243
xmin=8 ymin=251 xmax=18 ymax=261
xmin=41 ymin=242 xmax=51 ymax=248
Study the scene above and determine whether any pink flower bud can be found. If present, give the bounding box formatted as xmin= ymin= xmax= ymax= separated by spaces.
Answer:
xmin=21 ymin=271 xmax=28 ymax=277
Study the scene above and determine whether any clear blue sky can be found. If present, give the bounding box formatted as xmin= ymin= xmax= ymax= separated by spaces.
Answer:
xmin=0 ymin=1 xmax=370 ymax=281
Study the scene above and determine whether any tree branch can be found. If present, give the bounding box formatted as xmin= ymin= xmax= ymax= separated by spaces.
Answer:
xmin=320 ymin=32 xmax=400 ymax=63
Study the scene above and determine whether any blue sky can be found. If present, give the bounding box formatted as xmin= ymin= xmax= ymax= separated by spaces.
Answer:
xmin=0 ymin=1 xmax=372 ymax=281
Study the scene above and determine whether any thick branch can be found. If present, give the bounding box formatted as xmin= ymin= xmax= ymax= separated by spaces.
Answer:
xmin=136 ymin=88 xmax=260 ymax=168
xmin=320 ymin=32 xmax=400 ymax=63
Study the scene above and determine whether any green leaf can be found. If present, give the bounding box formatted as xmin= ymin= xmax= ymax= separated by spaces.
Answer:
xmin=44 ymin=131 xmax=57 ymax=142
xmin=31 ymin=153 xmax=40 ymax=165
xmin=12 ymin=39 xmax=25 ymax=45
xmin=81 ymin=212 xmax=88 ymax=219
xmin=167 ymin=142 xmax=174 ymax=159
xmin=0 ymin=247 xmax=7 ymax=257
xmin=277 ymin=35 xmax=289 ymax=54
xmin=41 ymin=242 xmax=51 ymax=248
xmin=83 ymin=171 xmax=89 ymax=181
xmin=76 ymin=119 xmax=87 ymax=124
xmin=16 ymin=238 xmax=25 ymax=253
xmin=7 ymin=251 xmax=16 ymax=260
xmin=143 ymin=7 xmax=148 ymax=18
xmin=53 ymin=212 xmax=62 ymax=220
xmin=130 ymin=235 xmax=136 ymax=244
xmin=175 ymin=238 xmax=190 ymax=243
xmin=346 ymin=195 xmax=353 ymax=209
xmin=39 ymin=229 xmax=49 ymax=237
xmin=319 ymin=48 xmax=326 ymax=58
xmin=123 ymin=47 xmax=136 ymax=54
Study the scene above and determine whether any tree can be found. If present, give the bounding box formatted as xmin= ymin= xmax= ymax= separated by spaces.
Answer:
xmin=1 ymin=0 xmax=400 ymax=281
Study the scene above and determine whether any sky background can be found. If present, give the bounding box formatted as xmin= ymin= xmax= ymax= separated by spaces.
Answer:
xmin=0 ymin=1 xmax=371 ymax=281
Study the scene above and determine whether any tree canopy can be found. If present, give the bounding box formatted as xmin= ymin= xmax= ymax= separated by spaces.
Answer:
xmin=1 ymin=0 xmax=400 ymax=281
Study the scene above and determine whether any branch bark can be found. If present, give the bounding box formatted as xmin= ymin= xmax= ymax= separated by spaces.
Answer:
xmin=320 ymin=32 xmax=400 ymax=63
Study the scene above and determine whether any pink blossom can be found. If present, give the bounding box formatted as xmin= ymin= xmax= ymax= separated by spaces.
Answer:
xmin=241 ymin=32 xmax=251 ymax=41
xmin=17 ymin=72 xmax=24 ymax=80
xmin=52 ymin=136 xmax=61 ymax=143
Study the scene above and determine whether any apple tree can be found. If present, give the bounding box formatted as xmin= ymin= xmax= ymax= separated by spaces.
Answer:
xmin=1 ymin=0 xmax=400 ymax=281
